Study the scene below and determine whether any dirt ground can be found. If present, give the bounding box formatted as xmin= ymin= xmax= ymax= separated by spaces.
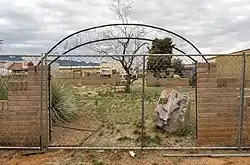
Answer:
xmin=1 ymin=150 xmax=250 ymax=165
xmin=1 ymin=86 xmax=250 ymax=164
xmin=52 ymin=86 xmax=196 ymax=148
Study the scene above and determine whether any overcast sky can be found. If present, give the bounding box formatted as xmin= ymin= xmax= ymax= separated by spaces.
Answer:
xmin=0 ymin=0 xmax=250 ymax=55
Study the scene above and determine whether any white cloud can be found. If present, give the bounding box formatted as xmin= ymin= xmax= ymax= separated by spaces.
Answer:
xmin=0 ymin=0 xmax=249 ymax=56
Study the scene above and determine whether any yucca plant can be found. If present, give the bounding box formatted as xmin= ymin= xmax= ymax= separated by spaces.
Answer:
xmin=0 ymin=76 xmax=8 ymax=100
xmin=50 ymin=78 xmax=79 ymax=124
xmin=0 ymin=75 xmax=18 ymax=100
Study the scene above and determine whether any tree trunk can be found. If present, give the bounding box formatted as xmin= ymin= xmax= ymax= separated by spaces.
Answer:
xmin=125 ymin=74 xmax=131 ymax=93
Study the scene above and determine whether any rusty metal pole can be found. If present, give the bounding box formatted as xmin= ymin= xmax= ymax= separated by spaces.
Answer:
xmin=141 ymin=55 xmax=146 ymax=151
xmin=238 ymin=53 xmax=246 ymax=151
xmin=40 ymin=53 xmax=44 ymax=150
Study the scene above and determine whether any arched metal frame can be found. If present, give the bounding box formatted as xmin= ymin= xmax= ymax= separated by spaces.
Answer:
xmin=41 ymin=23 xmax=207 ymax=64
xmin=43 ymin=23 xmax=204 ymax=145
xmin=48 ymin=37 xmax=197 ymax=65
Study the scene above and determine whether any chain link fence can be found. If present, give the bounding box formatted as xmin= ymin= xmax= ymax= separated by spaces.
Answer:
xmin=44 ymin=53 xmax=250 ymax=152
xmin=1 ymin=53 xmax=250 ymax=155
xmin=0 ymin=55 xmax=43 ymax=149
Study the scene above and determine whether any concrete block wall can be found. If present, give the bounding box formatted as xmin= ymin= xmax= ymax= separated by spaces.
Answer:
xmin=58 ymin=74 xmax=121 ymax=86
xmin=0 ymin=65 xmax=48 ymax=147
xmin=197 ymin=63 xmax=250 ymax=146
xmin=145 ymin=73 xmax=190 ymax=87
xmin=243 ymin=97 xmax=250 ymax=145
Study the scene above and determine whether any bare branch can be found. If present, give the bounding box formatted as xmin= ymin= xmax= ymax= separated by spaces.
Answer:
xmin=111 ymin=56 xmax=123 ymax=62
xmin=83 ymin=0 xmax=148 ymax=92
xmin=132 ymin=42 xmax=148 ymax=54
xmin=63 ymin=41 xmax=69 ymax=51
xmin=131 ymin=77 xmax=137 ymax=83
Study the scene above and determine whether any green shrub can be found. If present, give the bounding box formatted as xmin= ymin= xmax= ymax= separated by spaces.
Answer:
xmin=0 ymin=76 xmax=9 ymax=100
xmin=50 ymin=78 xmax=79 ymax=124
xmin=0 ymin=75 xmax=18 ymax=100
xmin=189 ymin=73 xmax=196 ymax=87
xmin=0 ymin=75 xmax=79 ymax=124
xmin=117 ymin=136 xmax=133 ymax=141
xmin=135 ymin=134 xmax=162 ymax=145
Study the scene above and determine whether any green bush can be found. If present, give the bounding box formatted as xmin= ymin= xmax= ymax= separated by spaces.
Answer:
xmin=0 ymin=75 xmax=79 ymax=124
xmin=0 ymin=76 xmax=9 ymax=100
xmin=189 ymin=73 xmax=196 ymax=87
xmin=50 ymin=78 xmax=79 ymax=124
xmin=0 ymin=75 xmax=18 ymax=100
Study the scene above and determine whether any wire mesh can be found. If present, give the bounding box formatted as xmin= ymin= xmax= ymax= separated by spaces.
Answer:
xmin=45 ymin=53 xmax=247 ymax=150
xmin=48 ymin=54 xmax=143 ymax=148
xmin=0 ymin=55 xmax=43 ymax=148
xmin=0 ymin=53 xmax=249 ymax=151
xmin=197 ymin=54 xmax=242 ymax=147
xmin=144 ymin=54 xmax=196 ymax=147
xmin=243 ymin=53 xmax=250 ymax=148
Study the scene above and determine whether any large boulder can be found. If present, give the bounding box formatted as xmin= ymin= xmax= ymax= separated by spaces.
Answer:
xmin=155 ymin=89 xmax=191 ymax=133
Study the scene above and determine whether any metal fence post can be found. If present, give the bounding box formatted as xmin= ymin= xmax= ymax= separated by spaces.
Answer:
xmin=44 ymin=53 xmax=49 ymax=149
xmin=141 ymin=55 xmax=146 ymax=150
xmin=238 ymin=53 xmax=246 ymax=151
xmin=40 ymin=53 xmax=44 ymax=150
xmin=48 ymin=64 xmax=52 ymax=142
xmin=195 ymin=62 xmax=198 ymax=139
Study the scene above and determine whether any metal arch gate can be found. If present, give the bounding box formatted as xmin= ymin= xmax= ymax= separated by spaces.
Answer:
xmin=39 ymin=23 xmax=250 ymax=154
xmin=38 ymin=23 xmax=203 ymax=151
xmin=41 ymin=52 xmax=250 ymax=155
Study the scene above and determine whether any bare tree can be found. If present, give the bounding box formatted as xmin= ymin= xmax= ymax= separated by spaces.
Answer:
xmin=87 ymin=0 xmax=148 ymax=93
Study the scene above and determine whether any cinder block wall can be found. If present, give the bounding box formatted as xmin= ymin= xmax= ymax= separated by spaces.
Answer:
xmin=145 ymin=73 xmax=190 ymax=87
xmin=197 ymin=63 xmax=250 ymax=146
xmin=0 ymin=65 xmax=48 ymax=147
xmin=215 ymin=55 xmax=250 ymax=87
xmin=58 ymin=74 xmax=121 ymax=86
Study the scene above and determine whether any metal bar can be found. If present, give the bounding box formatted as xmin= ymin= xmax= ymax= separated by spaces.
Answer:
xmin=42 ymin=23 xmax=205 ymax=64
xmin=37 ymin=53 xmax=49 ymax=66
xmin=163 ymin=153 xmax=250 ymax=157
xmin=48 ymin=65 xmax=52 ymax=142
xmin=2 ymin=146 xmax=250 ymax=152
xmin=39 ymin=53 xmax=44 ymax=151
xmin=53 ymin=125 xmax=100 ymax=132
xmin=45 ymin=23 xmax=202 ymax=55
xmin=0 ymin=54 xmax=41 ymax=56
xmin=238 ymin=53 xmax=246 ymax=151
xmin=46 ymin=53 xmax=247 ymax=58
xmin=171 ymin=47 xmax=196 ymax=63
xmin=47 ymin=146 xmax=250 ymax=150
xmin=0 ymin=147 xmax=41 ymax=150
xmin=195 ymin=62 xmax=198 ymax=139
xmin=70 ymin=125 xmax=103 ymax=156
xmin=44 ymin=53 xmax=48 ymax=148
xmin=0 ymin=53 xmax=248 ymax=59
xmin=141 ymin=55 xmax=146 ymax=150
xmin=47 ymin=52 xmax=247 ymax=66
xmin=47 ymin=37 xmax=194 ymax=66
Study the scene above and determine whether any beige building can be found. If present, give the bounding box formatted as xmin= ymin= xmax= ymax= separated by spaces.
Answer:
xmin=206 ymin=48 xmax=250 ymax=84
xmin=100 ymin=60 xmax=127 ymax=79
xmin=57 ymin=66 xmax=100 ymax=78
xmin=206 ymin=56 xmax=216 ymax=63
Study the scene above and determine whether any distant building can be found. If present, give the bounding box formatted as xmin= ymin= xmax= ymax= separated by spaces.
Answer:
xmin=56 ymin=60 xmax=100 ymax=78
xmin=100 ymin=60 xmax=126 ymax=78
xmin=100 ymin=60 xmax=138 ymax=80
xmin=206 ymin=56 xmax=217 ymax=63
xmin=202 ymin=48 xmax=250 ymax=83
xmin=0 ymin=62 xmax=10 ymax=76
xmin=7 ymin=62 xmax=28 ymax=75
xmin=182 ymin=64 xmax=196 ymax=77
